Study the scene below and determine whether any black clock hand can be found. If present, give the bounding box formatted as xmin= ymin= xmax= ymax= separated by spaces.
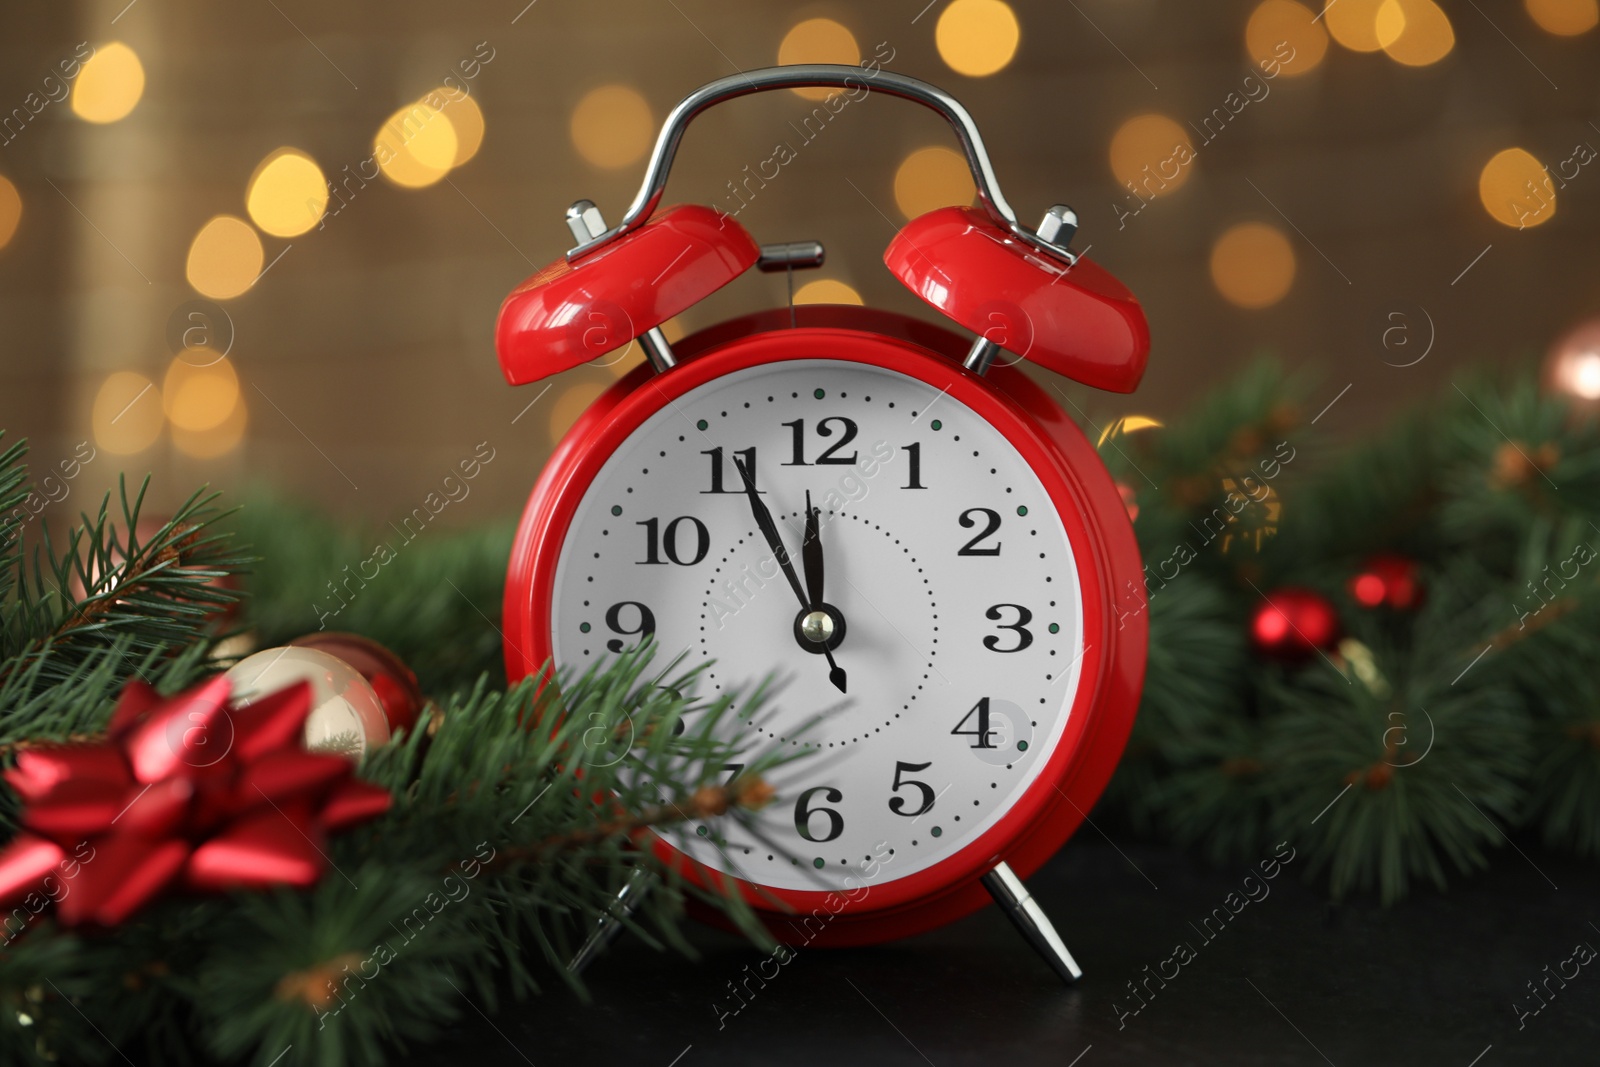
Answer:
xmin=732 ymin=457 xmax=846 ymax=695
xmin=801 ymin=490 xmax=823 ymax=610
xmin=733 ymin=453 xmax=808 ymax=611
xmin=799 ymin=492 xmax=847 ymax=694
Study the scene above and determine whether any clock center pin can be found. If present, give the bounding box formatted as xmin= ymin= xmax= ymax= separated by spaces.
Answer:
xmin=791 ymin=601 xmax=847 ymax=655
xmin=800 ymin=610 xmax=834 ymax=644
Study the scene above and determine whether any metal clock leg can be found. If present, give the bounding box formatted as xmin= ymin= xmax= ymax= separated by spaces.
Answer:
xmin=981 ymin=861 xmax=1082 ymax=984
xmin=567 ymin=865 xmax=657 ymax=975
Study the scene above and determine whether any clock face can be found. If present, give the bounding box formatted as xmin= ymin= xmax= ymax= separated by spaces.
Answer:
xmin=550 ymin=359 xmax=1086 ymax=893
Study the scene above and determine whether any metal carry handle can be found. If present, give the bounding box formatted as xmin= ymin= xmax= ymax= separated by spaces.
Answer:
xmin=567 ymin=64 xmax=1076 ymax=264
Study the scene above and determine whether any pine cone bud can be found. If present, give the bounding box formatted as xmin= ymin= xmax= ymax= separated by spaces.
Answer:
xmin=276 ymin=952 xmax=365 ymax=1010
xmin=1489 ymin=440 xmax=1560 ymax=489
xmin=689 ymin=784 xmax=730 ymax=819
xmin=733 ymin=776 xmax=777 ymax=810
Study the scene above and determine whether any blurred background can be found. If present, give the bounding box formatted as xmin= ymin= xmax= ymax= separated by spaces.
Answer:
xmin=1 ymin=0 xmax=1598 ymax=528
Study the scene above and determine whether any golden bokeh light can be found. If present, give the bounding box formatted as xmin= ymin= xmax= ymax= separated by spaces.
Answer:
xmin=246 ymin=149 xmax=328 ymax=238
xmin=0 ymin=175 xmax=20 ymax=250
xmin=433 ymin=91 xmax=485 ymax=167
xmin=375 ymin=101 xmax=459 ymax=188
xmin=172 ymin=393 xmax=247 ymax=459
xmin=1380 ymin=0 xmax=1455 ymax=66
xmin=163 ymin=355 xmax=240 ymax=433
xmin=92 ymin=371 xmax=162 ymax=455
xmin=1245 ymin=1 xmax=1329 ymax=75
xmin=1526 ymin=0 xmax=1599 ymax=34
xmin=936 ymin=0 xmax=1022 ymax=77
xmin=1323 ymin=0 xmax=1404 ymax=51
xmin=777 ymin=19 xmax=861 ymax=99
xmin=1109 ymin=114 xmax=1195 ymax=198
xmin=548 ymin=381 xmax=608 ymax=445
xmin=794 ymin=278 xmax=864 ymax=305
xmin=72 ymin=42 xmax=144 ymax=123
xmin=1097 ymin=415 xmax=1164 ymax=447
xmin=185 ymin=215 xmax=264 ymax=300
xmin=1210 ymin=222 xmax=1296 ymax=308
xmin=893 ymin=145 xmax=975 ymax=219
xmin=1479 ymin=147 xmax=1555 ymax=228
xmin=570 ymin=85 xmax=653 ymax=170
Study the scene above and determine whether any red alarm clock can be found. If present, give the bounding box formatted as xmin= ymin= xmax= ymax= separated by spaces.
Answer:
xmin=497 ymin=66 xmax=1149 ymax=982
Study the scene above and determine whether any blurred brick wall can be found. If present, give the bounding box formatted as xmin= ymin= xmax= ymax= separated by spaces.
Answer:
xmin=1 ymin=0 xmax=1597 ymax=530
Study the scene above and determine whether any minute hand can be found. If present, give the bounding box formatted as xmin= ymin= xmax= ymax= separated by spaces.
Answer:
xmin=733 ymin=455 xmax=809 ymax=610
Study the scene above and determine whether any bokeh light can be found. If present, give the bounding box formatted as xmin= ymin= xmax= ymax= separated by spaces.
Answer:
xmin=548 ymin=381 xmax=608 ymax=445
xmin=1245 ymin=1 xmax=1329 ymax=75
xmin=163 ymin=355 xmax=240 ymax=433
xmin=0 ymin=175 xmax=20 ymax=250
xmin=72 ymin=42 xmax=144 ymax=123
xmin=375 ymin=101 xmax=459 ymax=188
xmin=777 ymin=19 xmax=861 ymax=99
xmin=186 ymin=215 xmax=264 ymax=300
xmin=794 ymin=279 xmax=864 ymax=305
xmin=1109 ymin=114 xmax=1195 ymax=198
xmin=432 ymin=91 xmax=485 ymax=167
xmin=1097 ymin=414 xmax=1164 ymax=447
xmin=1546 ymin=319 xmax=1600 ymax=402
xmin=1380 ymin=0 xmax=1455 ymax=66
xmin=570 ymin=85 xmax=653 ymax=169
xmin=1210 ymin=222 xmax=1296 ymax=308
xmin=1479 ymin=148 xmax=1555 ymax=228
xmin=172 ymin=393 xmax=247 ymax=458
xmin=1323 ymin=0 xmax=1404 ymax=52
xmin=91 ymin=371 xmax=162 ymax=454
xmin=936 ymin=0 xmax=1022 ymax=77
xmin=1526 ymin=0 xmax=1599 ymax=35
xmin=246 ymin=149 xmax=328 ymax=237
xmin=893 ymin=145 xmax=975 ymax=219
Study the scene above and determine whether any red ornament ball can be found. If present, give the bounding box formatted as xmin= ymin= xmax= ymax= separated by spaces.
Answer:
xmin=1251 ymin=588 xmax=1341 ymax=660
xmin=1348 ymin=554 xmax=1423 ymax=610
xmin=289 ymin=632 xmax=425 ymax=735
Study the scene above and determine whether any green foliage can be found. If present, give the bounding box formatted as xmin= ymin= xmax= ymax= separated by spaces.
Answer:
xmin=0 ymin=432 xmax=245 ymax=710
xmin=1099 ymin=363 xmax=1600 ymax=901
xmin=228 ymin=493 xmax=513 ymax=694
xmin=5 ymin=356 xmax=1600 ymax=1060
xmin=0 ymin=439 xmax=802 ymax=1066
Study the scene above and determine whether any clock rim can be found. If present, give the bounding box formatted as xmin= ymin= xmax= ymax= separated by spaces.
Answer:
xmin=503 ymin=311 xmax=1146 ymax=944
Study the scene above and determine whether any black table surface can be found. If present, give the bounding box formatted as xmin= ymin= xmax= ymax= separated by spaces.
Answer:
xmin=398 ymin=837 xmax=1599 ymax=1067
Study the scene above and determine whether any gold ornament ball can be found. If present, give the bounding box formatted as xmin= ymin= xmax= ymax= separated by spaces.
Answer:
xmin=1545 ymin=318 xmax=1600 ymax=407
xmin=224 ymin=646 xmax=391 ymax=759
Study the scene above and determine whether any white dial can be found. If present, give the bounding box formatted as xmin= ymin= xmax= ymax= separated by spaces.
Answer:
xmin=551 ymin=360 xmax=1085 ymax=892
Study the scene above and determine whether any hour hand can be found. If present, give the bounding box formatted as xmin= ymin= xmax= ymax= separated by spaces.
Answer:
xmin=801 ymin=490 xmax=823 ymax=610
xmin=799 ymin=492 xmax=846 ymax=695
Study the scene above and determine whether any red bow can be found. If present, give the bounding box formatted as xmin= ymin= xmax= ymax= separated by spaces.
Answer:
xmin=0 ymin=676 xmax=391 ymax=928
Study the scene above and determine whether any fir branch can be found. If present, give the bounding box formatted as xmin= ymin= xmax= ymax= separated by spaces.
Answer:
xmin=1 ymin=469 xmax=246 ymax=706
xmin=237 ymin=648 xmax=796 ymax=1066
xmin=0 ymin=435 xmax=31 ymax=609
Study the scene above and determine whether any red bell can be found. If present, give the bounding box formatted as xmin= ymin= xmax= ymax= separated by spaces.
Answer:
xmin=496 ymin=203 xmax=759 ymax=386
xmin=884 ymin=205 xmax=1149 ymax=393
